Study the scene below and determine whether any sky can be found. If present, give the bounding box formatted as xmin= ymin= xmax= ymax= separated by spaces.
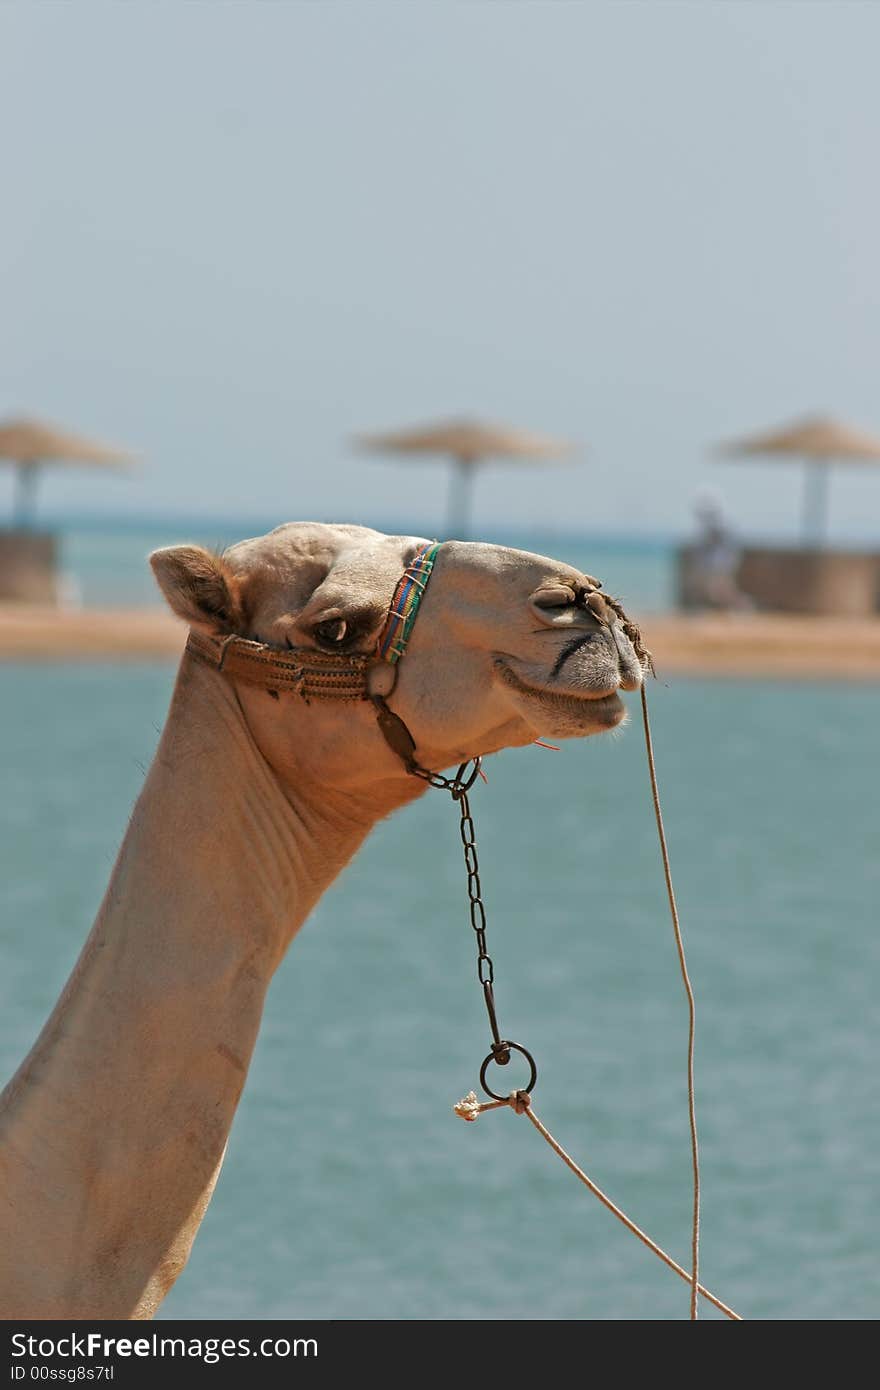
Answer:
xmin=2 ymin=0 xmax=880 ymax=541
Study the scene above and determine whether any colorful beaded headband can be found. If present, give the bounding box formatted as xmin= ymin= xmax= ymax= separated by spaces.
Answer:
xmin=376 ymin=541 xmax=442 ymax=665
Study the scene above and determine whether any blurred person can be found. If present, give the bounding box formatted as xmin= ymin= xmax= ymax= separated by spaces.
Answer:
xmin=686 ymin=495 xmax=750 ymax=611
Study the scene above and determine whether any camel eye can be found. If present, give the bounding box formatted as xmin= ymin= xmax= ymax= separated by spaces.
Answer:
xmin=532 ymin=586 xmax=577 ymax=610
xmin=314 ymin=616 xmax=348 ymax=645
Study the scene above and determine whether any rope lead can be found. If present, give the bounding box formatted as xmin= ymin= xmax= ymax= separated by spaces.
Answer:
xmin=640 ymin=683 xmax=702 ymax=1321
xmin=453 ymin=1090 xmax=740 ymax=1322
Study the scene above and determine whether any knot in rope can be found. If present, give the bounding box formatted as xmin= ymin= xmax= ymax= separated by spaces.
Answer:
xmin=453 ymin=1089 xmax=532 ymax=1121
xmin=453 ymin=1091 xmax=483 ymax=1123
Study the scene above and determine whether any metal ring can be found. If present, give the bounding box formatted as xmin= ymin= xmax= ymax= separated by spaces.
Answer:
xmin=451 ymin=757 xmax=483 ymax=799
xmin=479 ymin=1042 xmax=537 ymax=1101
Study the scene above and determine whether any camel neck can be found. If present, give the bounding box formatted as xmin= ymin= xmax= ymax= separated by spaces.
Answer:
xmin=138 ymin=655 xmax=385 ymax=962
xmin=0 ymin=655 xmax=386 ymax=1319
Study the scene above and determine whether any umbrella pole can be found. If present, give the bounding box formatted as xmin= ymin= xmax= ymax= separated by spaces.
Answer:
xmin=448 ymin=456 xmax=476 ymax=540
xmin=801 ymin=459 xmax=829 ymax=545
xmin=13 ymin=462 xmax=40 ymax=531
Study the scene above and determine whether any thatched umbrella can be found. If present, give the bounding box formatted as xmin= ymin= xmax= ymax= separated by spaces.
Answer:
xmin=717 ymin=415 xmax=880 ymax=544
xmin=355 ymin=416 xmax=574 ymax=538
xmin=0 ymin=416 xmax=135 ymax=528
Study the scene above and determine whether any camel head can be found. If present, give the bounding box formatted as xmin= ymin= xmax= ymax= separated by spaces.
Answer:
xmin=150 ymin=522 xmax=647 ymax=794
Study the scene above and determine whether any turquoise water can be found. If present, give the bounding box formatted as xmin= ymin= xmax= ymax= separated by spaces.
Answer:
xmin=1 ymin=662 xmax=877 ymax=1321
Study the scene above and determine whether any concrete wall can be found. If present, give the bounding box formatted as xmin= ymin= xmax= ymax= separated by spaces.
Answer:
xmin=0 ymin=531 xmax=58 ymax=603
xmin=678 ymin=544 xmax=880 ymax=616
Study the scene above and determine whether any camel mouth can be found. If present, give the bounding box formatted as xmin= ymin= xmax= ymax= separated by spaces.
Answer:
xmin=493 ymin=659 xmax=626 ymax=731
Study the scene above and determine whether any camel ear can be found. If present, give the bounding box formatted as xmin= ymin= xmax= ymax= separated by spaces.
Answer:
xmin=150 ymin=545 xmax=244 ymax=634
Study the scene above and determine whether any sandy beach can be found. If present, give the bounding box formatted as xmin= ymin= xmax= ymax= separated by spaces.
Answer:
xmin=2 ymin=603 xmax=879 ymax=679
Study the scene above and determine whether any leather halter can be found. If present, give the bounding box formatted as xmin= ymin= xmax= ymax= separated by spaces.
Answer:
xmin=186 ymin=629 xmax=371 ymax=700
xmin=185 ymin=541 xmax=442 ymax=777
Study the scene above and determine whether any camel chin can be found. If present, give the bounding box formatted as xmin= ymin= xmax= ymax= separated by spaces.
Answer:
xmin=493 ymin=660 xmax=628 ymax=739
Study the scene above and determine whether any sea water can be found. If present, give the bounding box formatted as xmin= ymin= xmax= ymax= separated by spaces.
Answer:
xmin=1 ymin=660 xmax=877 ymax=1321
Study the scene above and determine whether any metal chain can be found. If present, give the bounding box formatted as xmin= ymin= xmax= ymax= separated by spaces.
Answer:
xmin=426 ymin=757 xmax=537 ymax=1102
xmin=456 ymin=786 xmax=507 ymax=1061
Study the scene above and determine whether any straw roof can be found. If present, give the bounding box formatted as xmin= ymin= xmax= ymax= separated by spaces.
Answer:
xmin=0 ymin=416 xmax=134 ymax=469
xmin=356 ymin=417 xmax=573 ymax=463
xmin=718 ymin=415 xmax=880 ymax=462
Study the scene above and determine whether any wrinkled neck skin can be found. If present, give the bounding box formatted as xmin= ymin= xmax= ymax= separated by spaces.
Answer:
xmin=0 ymin=656 xmax=422 ymax=1320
